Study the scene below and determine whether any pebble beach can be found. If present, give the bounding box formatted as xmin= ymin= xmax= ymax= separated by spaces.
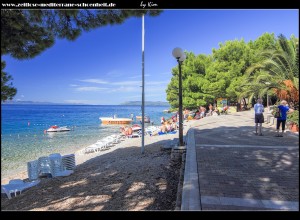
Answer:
xmin=1 ymin=119 xmax=198 ymax=211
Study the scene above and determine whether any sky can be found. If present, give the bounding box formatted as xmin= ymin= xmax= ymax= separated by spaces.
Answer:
xmin=3 ymin=9 xmax=299 ymax=105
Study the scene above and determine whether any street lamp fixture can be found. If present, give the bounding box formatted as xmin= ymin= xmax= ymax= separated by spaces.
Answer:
xmin=172 ymin=47 xmax=186 ymax=146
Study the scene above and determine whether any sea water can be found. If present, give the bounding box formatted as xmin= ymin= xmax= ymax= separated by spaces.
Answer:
xmin=1 ymin=104 xmax=172 ymax=179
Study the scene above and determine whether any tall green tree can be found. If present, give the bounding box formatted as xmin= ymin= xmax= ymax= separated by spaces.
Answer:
xmin=204 ymin=39 xmax=252 ymax=102
xmin=243 ymin=34 xmax=299 ymax=103
xmin=1 ymin=61 xmax=16 ymax=101
xmin=166 ymin=52 xmax=213 ymax=109
xmin=1 ymin=9 xmax=162 ymax=101
xmin=166 ymin=33 xmax=282 ymax=108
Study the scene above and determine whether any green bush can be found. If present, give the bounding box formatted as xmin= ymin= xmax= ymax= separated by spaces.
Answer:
xmin=287 ymin=110 xmax=299 ymax=127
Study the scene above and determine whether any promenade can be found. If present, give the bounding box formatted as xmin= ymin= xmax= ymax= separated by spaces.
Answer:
xmin=181 ymin=110 xmax=299 ymax=211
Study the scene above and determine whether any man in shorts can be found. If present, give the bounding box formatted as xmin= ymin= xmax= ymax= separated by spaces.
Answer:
xmin=254 ymin=98 xmax=264 ymax=136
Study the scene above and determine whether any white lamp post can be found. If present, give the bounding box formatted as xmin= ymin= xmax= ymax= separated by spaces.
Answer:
xmin=265 ymin=82 xmax=271 ymax=112
xmin=172 ymin=47 xmax=186 ymax=146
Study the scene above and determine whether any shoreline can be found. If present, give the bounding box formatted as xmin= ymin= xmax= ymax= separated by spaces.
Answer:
xmin=1 ymin=111 xmax=258 ymax=185
xmin=1 ymin=125 xmax=185 ymax=185
xmin=1 ymin=122 xmax=192 ymax=210
xmin=1 ymin=114 xmax=233 ymax=185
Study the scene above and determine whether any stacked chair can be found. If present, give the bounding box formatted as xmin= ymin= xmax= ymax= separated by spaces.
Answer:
xmin=38 ymin=156 xmax=53 ymax=178
xmin=62 ymin=154 xmax=76 ymax=170
xmin=27 ymin=160 xmax=39 ymax=181
xmin=2 ymin=153 xmax=76 ymax=199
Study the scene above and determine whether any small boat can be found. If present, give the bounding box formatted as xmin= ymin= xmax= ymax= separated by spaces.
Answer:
xmin=132 ymin=124 xmax=142 ymax=132
xmin=136 ymin=115 xmax=150 ymax=123
xmin=46 ymin=125 xmax=70 ymax=132
xmin=99 ymin=117 xmax=133 ymax=125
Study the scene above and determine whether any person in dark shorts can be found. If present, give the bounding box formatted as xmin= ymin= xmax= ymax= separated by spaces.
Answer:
xmin=254 ymin=98 xmax=264 ymax=136
xmin=275 ymin=100 xmax=294 ymax=137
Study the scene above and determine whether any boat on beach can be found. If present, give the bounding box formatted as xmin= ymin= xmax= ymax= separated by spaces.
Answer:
xmin=135 ymin=115 xmax=150 ymax=123
xmin=99 ymin=117 xmax=133 ymax=125
xmin=46 ymin=125 xmax=70 ymax=132
xmin=131 ymin=124 xmax=142 ymax=132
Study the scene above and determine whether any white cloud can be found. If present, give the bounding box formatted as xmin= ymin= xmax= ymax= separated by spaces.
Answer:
xmin=20 ymin=95 xmax=25 ymax=98
xmin=69 ymin=84 xmax=79 ymax=87
xmin=128 ymin=74 xmax=151 ymax=79
xmin=128 ymin=75 xmax=141 ymax=79
xmin=112 ymin=80 xmax=141 ymax=86
xmin=75 ymin=87 xmax=108 ymax=92
xmin=79 ymin=79 xmax=108 ymax=84
xmin=109 ymin=86 xmax=139 ymax=93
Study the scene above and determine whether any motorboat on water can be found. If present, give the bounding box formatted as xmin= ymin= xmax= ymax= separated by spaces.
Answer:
xmin=46 ymin=125 xmax=71 ymax=132
xmin=99 ymin=117 xmax=133 ymax=125
xmin=136 ymin=115 xmax=150 ymax=123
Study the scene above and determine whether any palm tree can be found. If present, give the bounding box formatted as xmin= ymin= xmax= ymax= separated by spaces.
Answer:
xmin=242 ymin=34 xmax=299 ymax=103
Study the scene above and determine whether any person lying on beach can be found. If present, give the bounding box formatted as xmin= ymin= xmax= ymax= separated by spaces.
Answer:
xmin=120 ymin=126 xmax=133 ymax=136
xmin=120 ymin=126 xmax=126 ymax=135
xmin=126 ymin=127 xmax=133 ymax=136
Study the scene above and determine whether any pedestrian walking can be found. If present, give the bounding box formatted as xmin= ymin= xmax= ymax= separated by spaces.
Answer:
xmin=275 ymin=100 xmax=294 ymax=137
xmin=254 ymin=98 xmax=264 ymax=136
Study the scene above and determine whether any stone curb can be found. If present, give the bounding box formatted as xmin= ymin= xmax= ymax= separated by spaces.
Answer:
xmin=181 ymin=128 xmax=201 ymax=210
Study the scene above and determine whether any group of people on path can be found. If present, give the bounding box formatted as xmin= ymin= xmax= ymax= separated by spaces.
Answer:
xmin=254 ymin=99 xmax=294 ymax=137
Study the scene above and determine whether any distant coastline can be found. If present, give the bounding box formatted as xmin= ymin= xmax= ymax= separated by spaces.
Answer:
xmin=120 ymin=101 xmax=170 ymax=106
xmin=1 ymin=101 xmax=84 ymax=105
xmin=2 ymin=100 xmax=170 ymax=106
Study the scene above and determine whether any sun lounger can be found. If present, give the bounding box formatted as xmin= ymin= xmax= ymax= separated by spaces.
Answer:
xmin=127 ymin=132 xmax=142 ymax=138
xmin=1 ymin=179 xmax=40 ymax=199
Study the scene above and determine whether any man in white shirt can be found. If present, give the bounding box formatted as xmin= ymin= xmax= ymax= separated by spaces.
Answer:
xmin=254 ymin=98 xmax=264 ymax=136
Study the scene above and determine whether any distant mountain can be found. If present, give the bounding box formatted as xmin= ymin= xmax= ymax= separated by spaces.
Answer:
xmin=120 ymin=101 xmax=170 ymax=106
xmin=1 ymin=100 xmax=84 ymax=105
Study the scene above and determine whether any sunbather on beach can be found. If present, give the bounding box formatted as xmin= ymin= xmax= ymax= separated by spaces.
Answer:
xmin=120 ymin=126 xmax=133 ymax=136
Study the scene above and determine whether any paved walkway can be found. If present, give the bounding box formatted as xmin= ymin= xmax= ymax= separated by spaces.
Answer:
xmin=181 ymin=110 xmax=299 ymax=211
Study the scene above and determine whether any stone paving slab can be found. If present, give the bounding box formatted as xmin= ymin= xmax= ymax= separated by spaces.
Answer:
xmin=202 ymin=204 xmax=274 ymax=211
xmin=181 ymin=110 xmax=299 ymax=211
xmin=196 ymin=146 xmax=299 ymax=203
xmin=201 ymin=196 xmax=298 ymax=210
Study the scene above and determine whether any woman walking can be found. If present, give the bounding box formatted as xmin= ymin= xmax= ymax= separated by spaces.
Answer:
xmin=275 ymin=100 xmax=294 ymax=137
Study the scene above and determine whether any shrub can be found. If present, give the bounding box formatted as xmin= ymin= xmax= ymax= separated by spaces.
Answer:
xmin=287 ymin=110 xmax=299 ymax=127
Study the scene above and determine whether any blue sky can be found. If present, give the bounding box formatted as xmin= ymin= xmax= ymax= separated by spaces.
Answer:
xmin=3 ymin=9 xmax=299 ymax=105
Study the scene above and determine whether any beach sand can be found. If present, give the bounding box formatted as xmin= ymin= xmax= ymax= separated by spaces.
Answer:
xmin=1 ymin=120 xmax=199 ymax=211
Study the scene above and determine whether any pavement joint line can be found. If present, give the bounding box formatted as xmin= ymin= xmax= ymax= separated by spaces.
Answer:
xmin=196 ymin=144 xmax=298 ymax=149
xmin=201 ymin=196 xmax=299 ymax=210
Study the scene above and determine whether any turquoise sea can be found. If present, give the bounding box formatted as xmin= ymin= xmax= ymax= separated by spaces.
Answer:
xmin=1 ymin=104 xmax=172 ymax=179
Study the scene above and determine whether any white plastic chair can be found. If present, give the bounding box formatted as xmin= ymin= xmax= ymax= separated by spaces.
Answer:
xmin=27 ymin=160 xmax=39 ymax=181
xmin=62 ymin=154 xmax=76 ymax=170
xmin=1 ymin=179 xmax=40 ymax=199
xmin=38 ymin=156 xmax=52 ymax=178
